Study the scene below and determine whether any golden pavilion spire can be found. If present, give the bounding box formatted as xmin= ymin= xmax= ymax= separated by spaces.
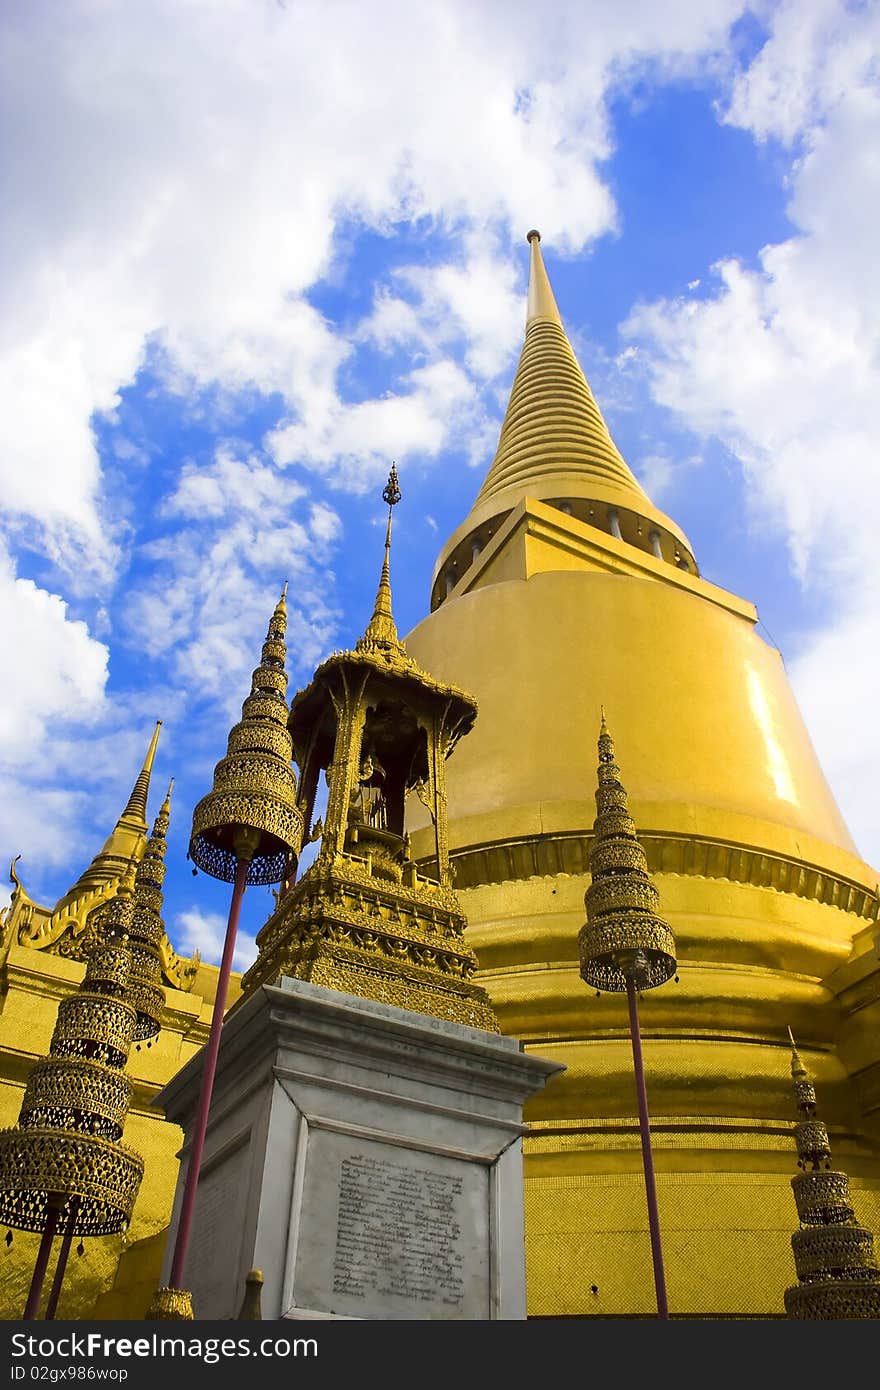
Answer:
xmin=783 ymin=1030 xmax=880 ymax=1318
xmin=356 ymin=463 xmax=409 ymax=661
xmin=433 ymin=231 xmax=696 ymax=598
xmin=55 ymin=722 xmax=162 ymax=907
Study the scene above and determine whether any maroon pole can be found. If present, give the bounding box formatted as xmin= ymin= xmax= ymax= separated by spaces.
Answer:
xmin=626 ymin=974 xmax=669 ymax=1320
xmin=168 ymin=856 xmax=249 ymax=1291
xmin=45 ymin=1196 xmax=80 ymax=1320
xmin=23 ymin=1200 xmax=61 ymax=1320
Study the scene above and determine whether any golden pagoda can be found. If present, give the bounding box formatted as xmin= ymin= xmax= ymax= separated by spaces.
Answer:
xmin=403 ymin=231 xmax=880 ymax=1317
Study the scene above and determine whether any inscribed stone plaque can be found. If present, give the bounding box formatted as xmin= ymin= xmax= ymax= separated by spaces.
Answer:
xmin=186 ymin=1140 xmax=249 ymax=1319
xmin=291 ymin=1129 xmax=490 ymax=1319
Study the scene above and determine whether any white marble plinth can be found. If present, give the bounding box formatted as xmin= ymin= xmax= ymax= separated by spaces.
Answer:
xmin=156 ymin=978 xmax=563 ymax=1320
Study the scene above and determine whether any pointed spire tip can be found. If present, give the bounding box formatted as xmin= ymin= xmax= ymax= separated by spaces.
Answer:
xmin=526 ymin=227 xmax=562 ymax=328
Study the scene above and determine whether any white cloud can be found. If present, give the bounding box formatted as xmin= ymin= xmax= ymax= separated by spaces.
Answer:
xmin=268 ymin=359 xmax=490 ymax=487
xmin=174 ymin=906 xmax=257 ymax=973
xmin=1 ymin=0 xmax=748 ymax=576
xmin=0 ymin=538 xmax=114 ymax=888
xmin=622 ymin=0 xmax=880 ymax=868
xmin=789 ymin=597 xmax=880 ymax=869
xmin=0 ymin=539 xmax=108 ymax=763
xmin=360 ymin=233 xmax=524 ymax=381
xmin=126 ymin=443 xmax=341 ymax=715
xmin=165 ymin=447 xmax=306 ymax=522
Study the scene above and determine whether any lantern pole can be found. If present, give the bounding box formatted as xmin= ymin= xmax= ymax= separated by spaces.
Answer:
xmin=45 ymin=1195 xmax=81 ymax=1320
xmin=146 ymin=587 xmax=302 ymax=1321
xmin=166 ymin=833 xmax=257 ymax=1292
xmin=578 ymin=712 xmax=677 ymax=1320
xmin=625 ymin=964 xmax=668 ymax=1318
xmin=22 ymin=1198 xmax=63 ymax=1320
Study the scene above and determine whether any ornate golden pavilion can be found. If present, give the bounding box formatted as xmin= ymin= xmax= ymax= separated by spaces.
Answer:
xmin=2 ymin=231 xmax=878 ymax=1319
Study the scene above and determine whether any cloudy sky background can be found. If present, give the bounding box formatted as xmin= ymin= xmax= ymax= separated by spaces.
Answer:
xmin=2 ymin=0 xmax=878 ymax=968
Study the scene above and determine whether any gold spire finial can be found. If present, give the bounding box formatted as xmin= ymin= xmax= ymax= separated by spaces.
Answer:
xmin=600 ymin=705 xmax=607 ymax=735
xmin=788 ymin=1025 xmax=807 ymax=1079
xmin=161 ymin=779 xmax=174 ymax=817
xmin=526 ymin=228 xmax=562 ymax=327
xmin=357 ymin=464 xmax=407 ymax=657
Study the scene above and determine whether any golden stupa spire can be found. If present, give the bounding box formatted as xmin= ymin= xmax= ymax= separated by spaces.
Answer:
xmin=474 ymin=231 xmax=663 ymax=520
xmin=54 ymin=722 xmax=162 ymax=909
xmin=356 ymin=464 xmax=409 ymax=660
xmin=783 ymin=1031 xmax=880 ymax=1318
xmin=433 ymin=231 xmax=696 ymax=592
xmin=579 ymin=715 xmax=676 ymax=992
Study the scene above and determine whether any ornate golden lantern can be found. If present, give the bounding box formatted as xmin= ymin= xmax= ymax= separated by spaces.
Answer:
xmin=0 ymin=866 xmax=144 ymax=1317
xmin=784 ymin=1030 xmax=880 ymax=1318
xmin=578 ymin=714 xmax=677 ymax=1318
xmin=148 ymin=588 xmax=302 ymax=1320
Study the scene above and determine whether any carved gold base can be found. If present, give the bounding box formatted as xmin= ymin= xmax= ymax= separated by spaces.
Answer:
xmin=278 ymin=941 xmax=499 ymax=1031
xmin=144 ymin=1286 xmax=194 ymax=1320
xmin=244 ymin=855 xmax=500 ymax=1032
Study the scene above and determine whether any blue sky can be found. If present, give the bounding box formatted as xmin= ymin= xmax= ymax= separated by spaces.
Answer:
xmin=2 ymin=0 xmax=878 ymax=969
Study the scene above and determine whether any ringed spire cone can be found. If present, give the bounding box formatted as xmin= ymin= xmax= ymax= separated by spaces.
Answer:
xmin=434 ymin=231 xmax=695 ymax=593
xmin=783 ymin=1031 xmax=880 ymax=1318
xmin=189 ymin=589 xmax=303 ymax=885
xmin=578 ymin=715 xmax=676 ymax=992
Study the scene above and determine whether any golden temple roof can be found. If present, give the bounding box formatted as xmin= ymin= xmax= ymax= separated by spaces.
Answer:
xmin=52 ymin=721 xmax=162 ymax=911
